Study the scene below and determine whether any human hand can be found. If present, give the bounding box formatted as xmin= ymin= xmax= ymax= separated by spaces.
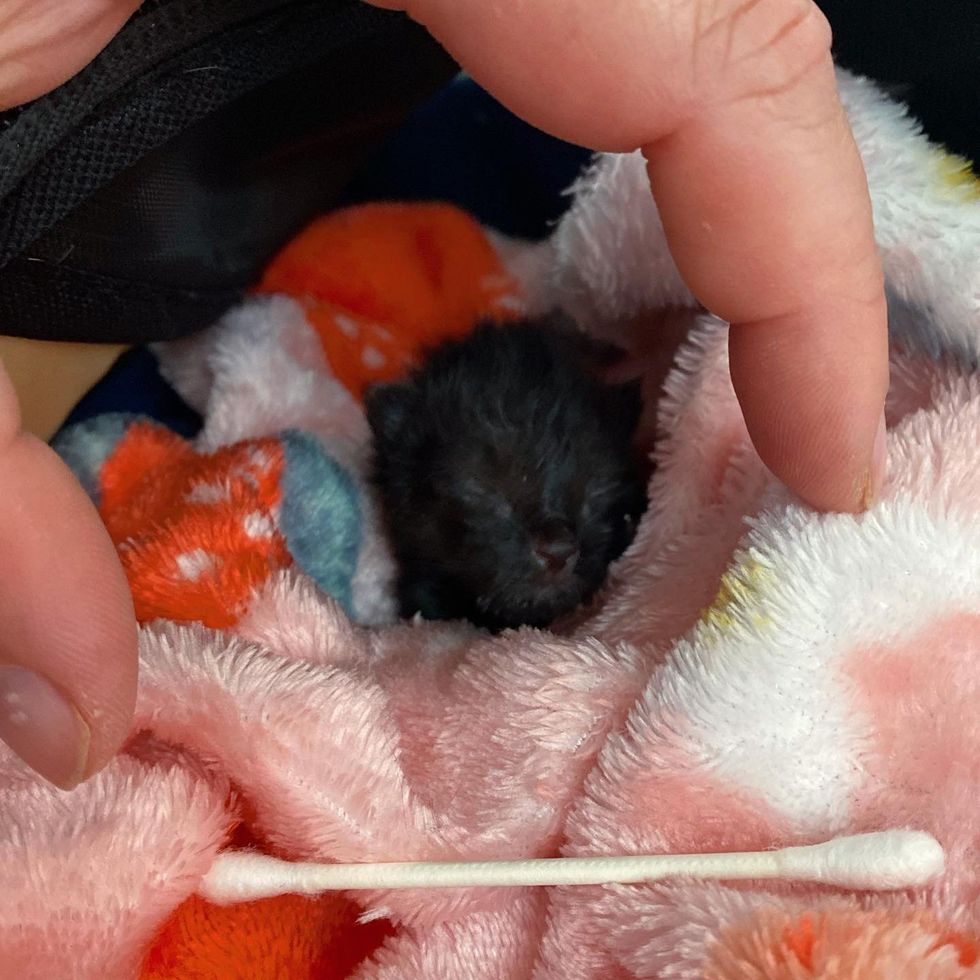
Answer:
xmin=0 ymin=0 xmax=142 ymax=789
xmin=367 ymin=0 xmax=889 ymax=513
xmin=0 ymin=0 xmax=887 ymax=787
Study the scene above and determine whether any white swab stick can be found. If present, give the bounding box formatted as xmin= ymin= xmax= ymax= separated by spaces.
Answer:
xmin=199 ymin=830 xmax=944 ymax=905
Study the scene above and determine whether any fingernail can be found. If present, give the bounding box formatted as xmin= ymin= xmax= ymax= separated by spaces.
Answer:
xmin=861 ymin=411 xmax=888 ymax=510
xmin=0 ymin=665 xmax=90 ymax=790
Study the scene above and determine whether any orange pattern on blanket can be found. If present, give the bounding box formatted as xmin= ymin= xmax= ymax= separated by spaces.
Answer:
xmin=930 ymin=931 xmax=979 ymax=967
xmin=782 ymin=914 xmax=817 ymax=970
xmin=710 ymin=908 xmax=980 ymax=978
xmin=257 ymin=202 xmax=522 ymax=399
xmin=98 ymin=421 xmax=290 ymax=629
xmin=140 ymin=893 xmax=395 ymax=979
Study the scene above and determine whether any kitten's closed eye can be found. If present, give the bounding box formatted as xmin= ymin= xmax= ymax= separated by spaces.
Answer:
xmin=367 ymin=316 xmax=649 ymax=631
xmin=459 ymin=479 xmax=513 ymax=522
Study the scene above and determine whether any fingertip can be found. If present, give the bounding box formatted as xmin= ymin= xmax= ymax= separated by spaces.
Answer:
xmin=727 ymin=300 xmax=889 ymax=513
xmin=0 ymin=434 xmax=137 ymax=787
xmin=0 ymin=664 xmax=92 ymax=789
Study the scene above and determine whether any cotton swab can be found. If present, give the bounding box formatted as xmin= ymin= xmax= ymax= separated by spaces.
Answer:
xmin=199 ymin=829 xmax=944 ymax=905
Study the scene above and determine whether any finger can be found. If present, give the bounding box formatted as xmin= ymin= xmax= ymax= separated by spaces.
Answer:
xmin=643 ymin=5 xmax=889 ymax=511
xmin=367 ymin=0 xmax=889 ymax=512
xmin=0 ymin=363 xmax=137 ymax=788
xmin=0 ymin=0 xmax=142 ymax=109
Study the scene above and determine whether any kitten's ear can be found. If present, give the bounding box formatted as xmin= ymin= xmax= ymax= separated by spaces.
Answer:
xmin=365 ymin=382 xmax=417 ymax=448
xmin=600 ymin=379 xmax=644 ymax=438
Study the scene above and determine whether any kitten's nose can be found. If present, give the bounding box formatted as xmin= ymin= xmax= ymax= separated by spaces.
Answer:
xmin=532 ymin=530 xmax=579 ymax=576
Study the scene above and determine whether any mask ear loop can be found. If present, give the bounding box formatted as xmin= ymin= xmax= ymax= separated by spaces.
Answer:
xmin=200 ymin=829 xmax=944 ymax=905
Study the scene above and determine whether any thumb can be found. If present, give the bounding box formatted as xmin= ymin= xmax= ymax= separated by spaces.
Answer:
xmin=0 ymin=363 xmax=137 ymax=788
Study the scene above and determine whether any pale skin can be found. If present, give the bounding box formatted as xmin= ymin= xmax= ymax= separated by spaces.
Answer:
xmin=0 ymin=0 xmax=889 ymax=788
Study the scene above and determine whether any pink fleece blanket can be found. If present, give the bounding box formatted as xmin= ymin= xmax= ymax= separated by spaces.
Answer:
xmin=3 ymin=70 xmax=979 ymax=978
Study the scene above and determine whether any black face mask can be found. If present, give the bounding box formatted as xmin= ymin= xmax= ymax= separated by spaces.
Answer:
xmin=0 ymin=0 xmax=456 ymax=345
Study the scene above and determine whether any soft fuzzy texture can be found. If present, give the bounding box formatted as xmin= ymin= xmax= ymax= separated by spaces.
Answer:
xmin=365 ymin=317 xmax=647 ymax=631
xmin=54 ymin=417 xmax=364 ymax=627
xmin=1 ymin=70 xmax=978 ymax=978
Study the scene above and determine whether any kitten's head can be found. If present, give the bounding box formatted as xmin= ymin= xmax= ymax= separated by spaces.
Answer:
xmin=427 ymin=414 xmax=645 ymax=629
xmin=366 ymin=321 xmax=648 ymax=630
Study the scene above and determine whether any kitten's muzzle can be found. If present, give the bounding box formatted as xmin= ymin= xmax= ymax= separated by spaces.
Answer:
xmin=531 ymin=527 xmax=580 ymax=578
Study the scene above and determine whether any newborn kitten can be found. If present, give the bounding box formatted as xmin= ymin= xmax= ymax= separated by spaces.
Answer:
xmin=365 ymin=317 xmax=648 ymax=631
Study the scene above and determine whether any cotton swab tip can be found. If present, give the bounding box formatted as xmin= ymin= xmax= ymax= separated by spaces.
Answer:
xmin=776 ymin=830 xmax=945 ymax=889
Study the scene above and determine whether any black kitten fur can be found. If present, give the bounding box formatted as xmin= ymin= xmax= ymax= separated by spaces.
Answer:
xmin=366 ymin=317 xmax=648 ymax=631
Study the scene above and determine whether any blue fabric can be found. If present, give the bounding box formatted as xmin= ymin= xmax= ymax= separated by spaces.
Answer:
xmin=279 ymin=429 xmax=361 ymax=614
xmin=57 ymin=78 xmax=590 ymax=433
xmin=50 ymin=412 xmax=145 ymax=503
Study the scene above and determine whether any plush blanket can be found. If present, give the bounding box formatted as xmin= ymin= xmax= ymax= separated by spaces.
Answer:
xmin=3 ymin=69 xmax=979 ymax=979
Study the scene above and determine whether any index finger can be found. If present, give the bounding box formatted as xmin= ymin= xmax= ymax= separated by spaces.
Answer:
xmin=643 ymin=4 xmax=889 ymax=511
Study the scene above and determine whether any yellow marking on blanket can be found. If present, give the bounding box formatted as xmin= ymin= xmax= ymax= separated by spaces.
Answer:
xmin=930 ymin=148 xmax=980 ymax=202
xmin=701 ymin=560 xmax=774 ymax=632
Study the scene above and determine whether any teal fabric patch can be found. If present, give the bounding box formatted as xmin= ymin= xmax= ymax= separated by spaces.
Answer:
xmin=279 ymin=430 xmax=361 ymax=615
xmin=51 ymin=412 xmax=146 ymax=504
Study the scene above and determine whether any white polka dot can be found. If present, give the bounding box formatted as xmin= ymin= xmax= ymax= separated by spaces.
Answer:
xmin=250 ymin=449 xmax=273 ymax=472
xmin=243 ymin=511 xmax=276 ymax=539
xmin=7 ymin=710 xmax=28 ymax=727
xmin=3 ymin=692 xmax=21 ymax=706
xmin=371 ymin=325 xmax=394 ymax=343
xmin=175 ymin=549 xmax=218 ymax=582
xmin=185 ymin=481 xmax=229 ymax=505
xmin=334 ymin=314 xmax=360 ymax=338
xmin=362 ymin=345 xmax=386 ymax=370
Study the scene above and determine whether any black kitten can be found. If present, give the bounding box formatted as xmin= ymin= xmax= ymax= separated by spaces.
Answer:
xmin=365 ymin=317 xmax=648 ymax=631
